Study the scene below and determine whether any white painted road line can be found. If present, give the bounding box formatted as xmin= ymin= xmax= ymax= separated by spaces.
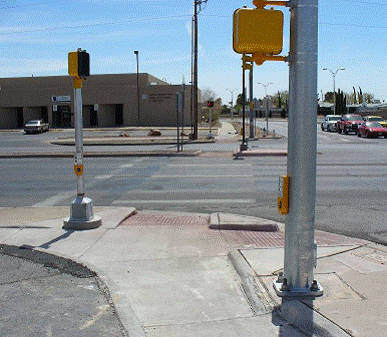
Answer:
xmin=167 ymin=164 xmax=253 ymax=167
xmin=32 ymin=191 xmax=75 ymax=206
xmin=151 ymin=175 xmax=255 ymax=179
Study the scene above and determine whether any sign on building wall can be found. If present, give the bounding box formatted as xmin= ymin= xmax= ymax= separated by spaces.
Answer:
xmin=148 ymin=93 xmax=175 ymax=103
xmin=52 ymin=95 xmax=71 ymax=102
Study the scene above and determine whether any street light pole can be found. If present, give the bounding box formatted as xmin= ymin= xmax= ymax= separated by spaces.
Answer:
xmin=258 ymin=82 xmax=272 ymax=136
xmin=323 ymin=68 xmax=345 ymax=115
xmin=134 ymin=51 xmax=140 ymax=125
xmin=226 ymin=88 xmax=237 ymax=118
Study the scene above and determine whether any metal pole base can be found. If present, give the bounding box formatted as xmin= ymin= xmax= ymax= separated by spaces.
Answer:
xmin=240 ymin=141 xmax=248 ymax=151
xmin=63 ymin=196 xmax=102 ymax=230
xmin=273 ymin=278 xmax=323 ymax=299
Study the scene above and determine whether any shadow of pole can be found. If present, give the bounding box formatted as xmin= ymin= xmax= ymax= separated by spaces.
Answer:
xmin=272 ymin=299 xmax=334 ymax=336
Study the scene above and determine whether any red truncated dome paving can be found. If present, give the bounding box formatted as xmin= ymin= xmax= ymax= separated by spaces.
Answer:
xmin=120 ymin=212 xmax=210 ymax=227
xmin=120 ymin=212 xmax=367 ymax=248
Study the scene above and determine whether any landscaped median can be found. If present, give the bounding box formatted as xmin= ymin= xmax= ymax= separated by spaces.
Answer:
xmin=50 ymin=136 xmax=215 ymax=146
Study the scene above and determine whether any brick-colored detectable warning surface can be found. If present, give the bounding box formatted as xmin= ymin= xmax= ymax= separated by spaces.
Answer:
xmin=220 ymin=230 xmax=367 ymax=248
xmin=120 ymin=211 xmax=210 ymax=227
xmin=120 ymin=212 xmax=367 ymax=248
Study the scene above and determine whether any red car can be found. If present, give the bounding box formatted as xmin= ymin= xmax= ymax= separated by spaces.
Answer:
xmin=357 ymin=121 xmax=387 ymax=138
xmin=337 ymin=114 xmax=363 ymax=134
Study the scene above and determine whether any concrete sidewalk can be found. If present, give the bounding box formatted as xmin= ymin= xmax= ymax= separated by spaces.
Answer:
xmin=1 ymin=206 xmax=385 ymax=336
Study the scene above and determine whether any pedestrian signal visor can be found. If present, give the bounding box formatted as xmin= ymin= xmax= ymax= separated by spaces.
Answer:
xmin=233 ymin=8 xmax=284 ymax=55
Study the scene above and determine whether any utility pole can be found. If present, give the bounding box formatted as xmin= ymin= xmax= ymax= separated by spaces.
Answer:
xmin=134 ymin=51 xmax=140 ymax=125
xmin=191 ymin=0 xmax=208 ymax=140
xmin=274 ymin=0 xmax=323 ymax=301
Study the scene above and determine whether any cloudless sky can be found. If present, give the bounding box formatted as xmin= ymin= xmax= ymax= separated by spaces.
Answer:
xmin=1 ymin=0 xmax=386 ymax=104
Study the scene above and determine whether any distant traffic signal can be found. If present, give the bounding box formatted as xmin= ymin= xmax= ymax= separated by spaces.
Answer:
xmin=207 ymin=100 xmax=214 ymax=108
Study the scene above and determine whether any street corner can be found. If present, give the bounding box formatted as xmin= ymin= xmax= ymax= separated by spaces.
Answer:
xmin=209 ymin=212 xmax=280 ymax=232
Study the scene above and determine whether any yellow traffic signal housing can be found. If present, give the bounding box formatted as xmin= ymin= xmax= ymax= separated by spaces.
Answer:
xmin=68 ymin=50 xmax=90 ymax=78
xmin=233 ymin=8 xmax=284 ymax=55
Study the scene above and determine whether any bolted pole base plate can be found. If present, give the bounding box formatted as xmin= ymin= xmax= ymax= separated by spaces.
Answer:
xmin=273 ymin=279 xmax=323 ymax=299
xmin=63 ymin=196 xmax=102 ymax=230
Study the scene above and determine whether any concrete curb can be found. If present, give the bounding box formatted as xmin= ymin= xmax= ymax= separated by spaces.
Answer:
xmin=0 ymin=150 xmax=203 ymax=158
xmin=209 ymin=213 xmax=279 ymax=232
xmin=228 ymin=250 xmax=273 ymax=315
xmin=233 ymin=149 xmax=288 ymax=157
xmin=228 ymin=249 xmax=352 ymax=337
xmin=50 ymin=138 xmax=216 ymax=146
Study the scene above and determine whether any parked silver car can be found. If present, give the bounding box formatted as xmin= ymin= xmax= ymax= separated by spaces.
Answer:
xmin=24 ymin=119 xmax=49 ymax=134
xmin=321 ymin=115 xmax=341 ymax=132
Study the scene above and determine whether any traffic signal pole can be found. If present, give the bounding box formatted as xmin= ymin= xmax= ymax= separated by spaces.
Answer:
xmin=64 ymin=49 xmax=101 ymax=230
xmin=274 ymin=0 xmax=323 ymax=299
xmin=74 ymin=79 xmax=85 ymax=196
xmin=249 ymin=64 xmax=255 ymax=139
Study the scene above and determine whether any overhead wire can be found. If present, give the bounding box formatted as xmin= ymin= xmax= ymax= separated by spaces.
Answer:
xmin=0 ymin=14 xmax=192 ymax=35
xmin=0 ymin=0 xmax=70 ymax=10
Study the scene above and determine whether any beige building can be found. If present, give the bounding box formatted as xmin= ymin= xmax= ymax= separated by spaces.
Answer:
xmin=0 ymin=73 xmax=193 ymax=129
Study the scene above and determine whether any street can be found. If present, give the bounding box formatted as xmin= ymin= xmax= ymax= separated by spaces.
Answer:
xmin=1 ymin=121 xmax=387 ymax=243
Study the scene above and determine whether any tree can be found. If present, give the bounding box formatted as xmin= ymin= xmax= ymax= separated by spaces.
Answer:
xmin=352 ymin=87 xmax=357 ymax=105
xmin=335 ymin=89 xmax=347 ymax=115
xmin=358 ymin=87 xmax=363 ymax=104
xmin=235 ymin=93 xmax=244 ymax=107
xmin=201 ymin=87 xmax=217 ymax=103
xmin=324 ymin=92 xmax=334 ymax=103
xmin=364 ymin=93 xmax=374 ymax=104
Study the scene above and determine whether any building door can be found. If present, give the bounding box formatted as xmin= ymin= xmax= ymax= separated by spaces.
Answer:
xmin=115 ymin=104 xmax=123 ymax=125
xmin=41 ymin=106 xmax=48 ymax=122
xmin=90 ymin=105 xmax=98 ymax=126
xmin=17 ymin=107 xmax=24 ymax=128
xmin=52 ymin=105 xmax=72 ymax=128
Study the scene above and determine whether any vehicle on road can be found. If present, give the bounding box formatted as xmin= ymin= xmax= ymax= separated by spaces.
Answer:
xmin=357 ymin=121 xmax=387 ymax=138
xmin=24 ymin=120 xmax=49 ymax=134
xmin=321 ymin=115 xmax=341 ymax=132
xmin=362 ymin=115 xmax=387 ymax=128
xmin=337 ymin=114 xmax=363 ymax=134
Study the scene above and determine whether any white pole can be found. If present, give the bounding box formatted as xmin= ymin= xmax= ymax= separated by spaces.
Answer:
xmin=74 ymin=87 xmax=84 ymax=196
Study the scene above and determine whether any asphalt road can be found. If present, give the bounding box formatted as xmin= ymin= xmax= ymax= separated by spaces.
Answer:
xmin=1 ymin=121 xmax=387 ymax=244
xmin=0 ymin=248 xmax=126 ymax=336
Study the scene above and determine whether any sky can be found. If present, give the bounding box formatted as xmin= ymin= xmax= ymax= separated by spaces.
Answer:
xmin=1 ymin=0 xmax=386 ymax=105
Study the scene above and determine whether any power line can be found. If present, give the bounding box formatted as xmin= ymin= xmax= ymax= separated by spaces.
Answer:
xmin=0 ymin=0 xmax=70 ymax=10
xmin=200 ymin=14 xmax=387 ymax=30
xmin=320 ymin=21 xmax=387 ymax=29
xmin=0 ymin=14 xmax=192 ymax=35
xmin=338 ymin=0 xmax=387 ymax=6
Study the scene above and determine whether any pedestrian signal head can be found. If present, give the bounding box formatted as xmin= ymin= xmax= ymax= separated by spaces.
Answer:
xmin=68 ymin=49 xmax=90 ymax=78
